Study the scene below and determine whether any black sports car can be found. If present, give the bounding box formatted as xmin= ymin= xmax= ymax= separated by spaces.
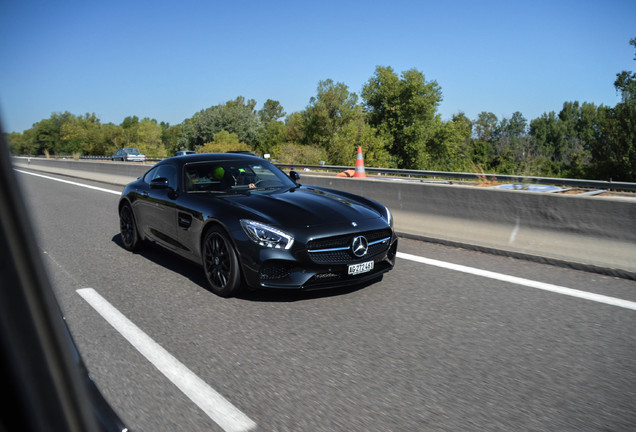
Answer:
xmin=118 ymin=153 xmax=397 ymax=297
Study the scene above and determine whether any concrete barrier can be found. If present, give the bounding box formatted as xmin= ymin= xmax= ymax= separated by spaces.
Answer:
xmin=13 ymin=157 xmax=148 ymax=185
xmin=305 ymin=175 xmax=636 ymax=278
xmin=12 ymin=157 xmax=636 ymax=278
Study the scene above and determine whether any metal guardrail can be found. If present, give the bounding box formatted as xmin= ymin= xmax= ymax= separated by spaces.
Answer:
xmin=79 ymin=155 xmax=165 ymax=162
xmin=277 ymin=164 xmax=636 ymax=192
xmin=18 ymin=155 xmax=636 ymax=192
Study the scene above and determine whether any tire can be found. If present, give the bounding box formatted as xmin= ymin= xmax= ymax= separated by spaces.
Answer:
xmin=119 ymin=203 xmax=141 ymax=251
xmin=202 ymin=227 xmax=241 ymax=297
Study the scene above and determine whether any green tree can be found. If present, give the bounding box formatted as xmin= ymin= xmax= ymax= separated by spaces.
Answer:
xmin=121 ymin=115 xmax=139 ymax=129
xmin=198 ymin=131 xmax=252 ymax=153
xmin=226 ymin=96 xmax=257 ymax=111
xmin=471 ymin=112 xmax=498 ymax=171
xmin=529 ymin=102 xmax=602 ymax=177
xmin=590 ymin=103 xmax=636 ymax=181
xmin=120 ymin=115 xmax=140 ymax=146
xmin=56 ymin=113 xmax=103 ymax=155
xmin=529 ymin=111 xmax=564 ymax=160
xmin=614 ymin=38 xmax=636 ymax=105
xmin=329 ymin=118 xmax=392 ymax=167
xmin=178 ymin=97 xmax=262 ymax=150
xmin=7 ymin=129 xmax=36 ymax=155
xmin=473 ymin=112 xmax=498 ymax=141
xmin=162 ymin=123 xmax=183 ymax=155
xmin=301 ymin=79 xmax=355 ymax=146
xmin=258 ymin=99 xmax=286 ymax=124
xmin=284 ymin=112 xmax=304 ymax=144
xmin=587 ymin=37 xmax=636 ymax=181
xmin=362 ymin=66 xmax=443 ymax=169
xmin=490 ymin=112 xmax=530 ymax=174
xmin=427 ymin=113 xmax=473 ymax=172
xmin=135 ymin=118 xmax=166 ymax=157
xmin=259 ymin=121 xmax=287 ymax=156
xmin=32 ymin=112 xmax=75 ymax=154
xmin=6 ymin=132 xmax=20 ymax=154
xmin=100 ymin=123 xmax=126 ymax=155
xmin=255 ymin=100 xmax=287 ymax=155
xmin=427 ymin=113 xmax=473 ymax=171
xmin=496 ymin=111 xmax=527 ymax=139
xmin=300 ymin=79 xmax=376 ymax=165
xmin=59 ymin=117 xmax=86 ymax=155
xmin=557 ymin=101 xmax=596 ymax=176
xmin=271 ymin=143 xmax=327 ymax=165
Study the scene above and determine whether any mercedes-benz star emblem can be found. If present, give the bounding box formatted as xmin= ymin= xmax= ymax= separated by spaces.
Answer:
xmin=351 ymin=236 xmax=369 ymax=257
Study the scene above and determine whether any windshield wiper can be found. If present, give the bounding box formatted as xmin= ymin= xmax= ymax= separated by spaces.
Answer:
xmin=252 ymin=186 xmax=287 ymax=191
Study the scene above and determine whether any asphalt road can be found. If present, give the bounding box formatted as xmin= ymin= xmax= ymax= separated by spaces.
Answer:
xmin=16 ymin=168 xmax=636 ymax=432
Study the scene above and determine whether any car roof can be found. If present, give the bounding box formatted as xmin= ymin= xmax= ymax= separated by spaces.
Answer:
xmin=174 ymin=152 xmax=262 ymax=162
xmin=226 ymin=150 xmax=258 ymax=156
xmin=154 ymin=152 xmax=263 ymax=170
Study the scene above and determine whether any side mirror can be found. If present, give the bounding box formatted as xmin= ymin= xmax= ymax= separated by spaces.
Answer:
xmin=289 ymin=170 xmax=300 ymax=182
xmin=150 ymin=177 xmax=170 ymax=189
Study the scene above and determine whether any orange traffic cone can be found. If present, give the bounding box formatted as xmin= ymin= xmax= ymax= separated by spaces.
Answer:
xmin=353 ymin=146 xmax=366 ymax=178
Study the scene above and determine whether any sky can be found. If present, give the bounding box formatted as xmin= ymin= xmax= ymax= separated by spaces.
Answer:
xmin=0 ymin=0 xmax=634 ymax=133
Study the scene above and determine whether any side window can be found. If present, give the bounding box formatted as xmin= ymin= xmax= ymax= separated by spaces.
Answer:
xmin=184 ymin=166 xmax=197 ymax=192
xmin=143 ymin=165 xmax=177 ymax=189
xmin=184 ymin=163 xmax=226 ymax=192
xmin=155 ymin=165 xmax=177 ymax=189
xmin=143 ymin=167 xmax=159 ymax=185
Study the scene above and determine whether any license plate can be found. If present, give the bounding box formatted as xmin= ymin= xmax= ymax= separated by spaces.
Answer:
xmin=348 ymin=260 xmax=374 ymax=275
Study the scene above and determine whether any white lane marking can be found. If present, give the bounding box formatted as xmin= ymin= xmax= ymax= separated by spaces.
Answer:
xmin=76 ymin=288 xmax=257 ymax=432
xmin=15 ymin=169 xmax=121 ymax=195
xmin=397 ymin=251 xmax=636 ymax=311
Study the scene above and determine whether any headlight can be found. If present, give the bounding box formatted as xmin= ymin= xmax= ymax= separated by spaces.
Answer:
xmin=240 ymin=220 xmax=294 ymax=250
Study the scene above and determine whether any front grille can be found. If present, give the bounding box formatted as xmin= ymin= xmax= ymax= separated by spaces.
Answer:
xmin=307 ymin=228 xmax=392 ymax=265
xmin=307 ymin=228 xmax=391 ymax=250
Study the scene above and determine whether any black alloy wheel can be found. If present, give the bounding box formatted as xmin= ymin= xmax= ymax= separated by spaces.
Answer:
xmin=202 ymin=227 xmax=241 ymax=297
xmin=119 ymin=203 xmax=140 ymax=251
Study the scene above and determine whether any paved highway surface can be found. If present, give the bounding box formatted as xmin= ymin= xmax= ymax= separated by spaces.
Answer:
xmin=16 ymin=168 xmax=636 ymax=432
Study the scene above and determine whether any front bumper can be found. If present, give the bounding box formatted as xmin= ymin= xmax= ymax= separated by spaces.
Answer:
xmin=237 ymin=229 xmax=398 ymax=290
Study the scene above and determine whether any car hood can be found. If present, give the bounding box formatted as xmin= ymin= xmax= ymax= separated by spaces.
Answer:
xmin=223 ymin=186 xmax=384 ymax=229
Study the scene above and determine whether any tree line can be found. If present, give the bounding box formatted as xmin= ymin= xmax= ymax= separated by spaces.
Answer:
xmin=6 ymin=38 xmax=635 ymax=181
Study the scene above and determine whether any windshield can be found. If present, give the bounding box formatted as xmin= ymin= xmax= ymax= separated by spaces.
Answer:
xmin=184 ymin=159 xmax=296 ymax=193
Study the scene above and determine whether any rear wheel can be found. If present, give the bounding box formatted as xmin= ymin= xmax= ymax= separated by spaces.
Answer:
xmin=202 ymin=227 xmax=241 ymax=297
xmin=119 ymin=203 xmax=141 ymax=251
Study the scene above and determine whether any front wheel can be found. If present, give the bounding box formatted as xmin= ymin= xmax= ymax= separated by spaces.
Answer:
xmin=119 ymin=203 xmax=141 ymax=251
xmin=202 ymin=227 xmax=242 ymax=297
